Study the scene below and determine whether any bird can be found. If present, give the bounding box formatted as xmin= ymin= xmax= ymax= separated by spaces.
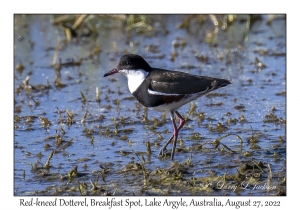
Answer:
xmin=103 ymin=54 xmax=230 ymax=160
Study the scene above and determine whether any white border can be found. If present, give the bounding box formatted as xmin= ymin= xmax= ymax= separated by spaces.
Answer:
xmin=3 ymin=0 xmax=296 ymax=209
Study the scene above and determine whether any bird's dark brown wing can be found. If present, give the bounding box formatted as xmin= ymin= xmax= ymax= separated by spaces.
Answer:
xmin=148 ymin=68 xmax=230 ymax=95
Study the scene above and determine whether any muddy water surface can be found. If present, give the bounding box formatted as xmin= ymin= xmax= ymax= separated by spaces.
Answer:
xmin=14 ymin=15 xmax=286 ymax=196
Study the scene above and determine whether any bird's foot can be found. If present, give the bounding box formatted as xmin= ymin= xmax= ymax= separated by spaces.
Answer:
xmin=158 ymin=148 xmax=166 ymax=157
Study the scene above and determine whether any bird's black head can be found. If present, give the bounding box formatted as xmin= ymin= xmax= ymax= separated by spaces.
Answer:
xmin=117 ymin=54 xmax=152 ymax=71
xmin=103 ymin=54 xmax=152 ymax=77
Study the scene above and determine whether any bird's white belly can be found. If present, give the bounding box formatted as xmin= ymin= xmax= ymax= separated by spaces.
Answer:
xmin=150 ymin=92 xmax=206 ymax=112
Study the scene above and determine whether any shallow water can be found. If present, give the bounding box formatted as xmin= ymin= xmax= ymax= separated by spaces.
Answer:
xmin=14 ymin=14 xmax=286 ymax=196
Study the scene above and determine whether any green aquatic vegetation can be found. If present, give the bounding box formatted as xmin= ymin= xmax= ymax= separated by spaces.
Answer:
xmin=126 ymin=15 xmax=152 ymax=33
xmin=56 ymin=107 xmax=63 ymax=124
xmin=185 ymin=102 xmax=197 ymax=120
xmin=61 ymin=138 xmax=74 ymax=150
xmin=30 ymin=97 xmax=40 ymax=107
xmin=263 ymin=112 xmax=280 ymax=123
xmin=227 ymin=117 xmax=238 ymax=125
xmin=146 ymin=141 xmax=151 ymax=155
xmin=96 ymin=87 xmax=101 ymax=103
xmin=275 ymin=90 xmax=286 ymax=96
xmin=193 ymin=141 xmax=207 ymax=151
xmin=44 ymin=151 xmax=54 ymax=169
xmin=142 ymin=107 xmax=148 ymax=122
xmin=78 ymin=181 xmax=88 ymax=195
xmin=44 ymin=143 xmax=51 ymax=150
xmin=170 ymin=49 xmax=178 ymax=62
xmin=119 ymin=128 xmax=134 ymax=134
xmin=25 ymin=116 xmax=36 ymax=124
xmin=255 ymin=57 xmax=267 ymax=69
xmin=243 ymin=152 xmax=252 ymax=157
xmin=196 ymin=112 xmax=205 ymax=123
xmin=239 ymin=114 xmax=247 ymax=123
xmin=83 ymin=164 xmax=88 ymax=170
xmin=22 ymin=76 xmax=32 ymax=92
xmin=81 ymin=111 xmax=87 ymax=123
xmin=114 ymin=124 xmax=119 ymax=135
xmin=211 ymin=134 xmax=243 ymax=153
xmin=16 ymin=61 xmax=24 ymax=73
xmin=68 ymin=166 xmax=78 ymax=178
xmin=60 ymin=126 xmax=66 ymax=135
xmin=89 ymin=136 xmax=94 ymax=145
xmin=36 ymin=152 xmax=43 ymax=158
xmin=188 ymin=133 xmax=202 ymax=140
xmin=76 ymin=158 xmax=90 ymax=163
xmin=119 ymin=135 xmax=127 ymax=140
xmin=90 ymin=180 xmax=100 ymax=191
xmin=14 ymin=14 xmax=286 ymax=196
xmin=39 ymin=116 xmax=51 ymax=128
xmin=157 ymin=133 xmax=163 ymax=140
xmin=80 ymin=91 xmax=86 ymax=103
xmin=210 ymin=122 xmax=228 ymax=133
xmin=177 ymin=14 xmax=198 ymax=29
xmin=234 ymin=105 xmax=246 ymax=111
xmin=66 ymin=111 xmax=75 ymax=125
xmin=82 ymin=127 xmax=94 ymax=137
xmin=55 ymin=134 xmax=63 ymax=147
xmin=54 ymin=75 xmax=67 ymax=89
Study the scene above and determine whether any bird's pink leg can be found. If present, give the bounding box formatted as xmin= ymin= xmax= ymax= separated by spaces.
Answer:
xmin=158 ymin=111 xmax=185 ymax=159
xmin=175 ymin=111 xmax=185 ymax=130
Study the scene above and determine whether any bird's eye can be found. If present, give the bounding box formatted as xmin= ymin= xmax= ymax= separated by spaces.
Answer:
xmin=126 ymin=61 xmax=131 ymax=65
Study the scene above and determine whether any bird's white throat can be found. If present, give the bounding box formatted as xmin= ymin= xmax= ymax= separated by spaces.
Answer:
xmin=119 ymin=69 xmax=148 ymax=93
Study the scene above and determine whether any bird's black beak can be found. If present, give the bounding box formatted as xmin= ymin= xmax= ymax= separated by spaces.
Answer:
xmin=103 ymin=69 xmax=119 ymax=77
